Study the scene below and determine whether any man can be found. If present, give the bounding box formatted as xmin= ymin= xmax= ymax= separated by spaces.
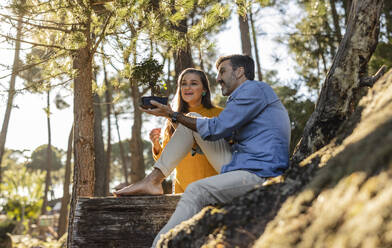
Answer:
xmin=114 ymin=54 xmax=291 ymax=247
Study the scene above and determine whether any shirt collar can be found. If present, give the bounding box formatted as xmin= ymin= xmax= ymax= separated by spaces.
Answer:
xmin=228 ymin=80 xmax=252 ymax=101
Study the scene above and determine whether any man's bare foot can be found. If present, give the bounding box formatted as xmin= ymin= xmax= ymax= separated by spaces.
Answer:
xmin=113 ymin=168 xmax=165 ymax=196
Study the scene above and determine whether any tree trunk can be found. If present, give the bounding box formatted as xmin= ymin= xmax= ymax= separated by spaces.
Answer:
xmin=238 ymin=13 xmax=252 ymax=56
xmin=321 ymin=0 xmax=337 ymax=60
xmin=113 ymin=107 xmax=129 ymax=184
xmin=103 ymin=56 xmax=112 ymax=195
xmin=166 ymin=55 xmax=175 ymax=96
xmin=174 ymin=46 xmax=194 ymax=82
xmin=292 ymin=0 xmax=383 ymax=163
xmin=0 ymin=1 xmax=25 ymax=184
xmin=41 ymin=90 xmax=52 ymax=215
xmin=129 ymin=82 xmax=145 ymax=183
xmin=249 ymin=9 xmax=262 ymax=81
xmin=173 ymin=19 xmax=194 ymax=82
xmin=67 ymin=136 xmax=78 ymax=246
xmin=198 ymin=45 xmax=205 ymax=72
xmin=93 ymin=93 xmax=107 ymax=196
xmin=343 ymin=0 xmax=353 ymax=24
xmin=73 ymin=25 xmax=95 ymax=197
xmin=57 ymin=125 xmax=73 ymax=238
xmin=330 ymin=0 xmax=343 ymax=43
xmin=68 ymin=11 xmax=95 ymax=247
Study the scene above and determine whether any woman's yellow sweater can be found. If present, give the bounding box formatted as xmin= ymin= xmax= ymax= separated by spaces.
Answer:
xmin=152 ymin=104 xmax=223 ymax=193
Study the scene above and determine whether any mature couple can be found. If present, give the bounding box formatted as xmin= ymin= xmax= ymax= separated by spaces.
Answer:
xmin=114 ymin=54 xmax=291 ymax=247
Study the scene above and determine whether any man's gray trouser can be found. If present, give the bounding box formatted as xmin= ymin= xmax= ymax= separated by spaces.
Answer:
xmin=152 ymin=113 xmax=265 ymax=247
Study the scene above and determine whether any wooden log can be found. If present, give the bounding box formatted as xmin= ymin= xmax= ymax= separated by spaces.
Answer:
xmin=70 ymin=195 xmax=181 ymax=248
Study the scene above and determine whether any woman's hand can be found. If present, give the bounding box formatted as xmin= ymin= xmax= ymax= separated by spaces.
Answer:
xmin=149 ymin=128 xmax=161 ymax=145
xmin=149 ymin=128 xmax=161 ymax=154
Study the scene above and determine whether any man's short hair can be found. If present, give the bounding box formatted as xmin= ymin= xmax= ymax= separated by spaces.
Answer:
xmin=215 ymin=54 xmax=255 ymax=80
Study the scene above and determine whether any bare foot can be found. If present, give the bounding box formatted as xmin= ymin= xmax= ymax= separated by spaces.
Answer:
xmin=113 ymin=168 xmax=165 ymax=197
xmin=113 ymin=181 xmax=163 ymax=196
xmin=113 ymin=182 xmax=129 ymax=191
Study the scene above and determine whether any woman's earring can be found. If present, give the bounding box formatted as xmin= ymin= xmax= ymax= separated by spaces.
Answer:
xmin=202 ymin=91 xmax=206 ymax=96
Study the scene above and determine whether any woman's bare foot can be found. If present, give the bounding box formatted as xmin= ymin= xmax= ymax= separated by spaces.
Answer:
xmin=113 ymin=168 xmax=165 ymax=196
xmin=113 ymin=182 xmax=129 ymax=191
xmin=113 ymin=181 xmax=163 ymax=196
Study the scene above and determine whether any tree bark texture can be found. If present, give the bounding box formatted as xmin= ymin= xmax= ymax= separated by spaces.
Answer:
xmin=129 ymin=83 xmax=145 ymax=183
xmin=70 ymin=195 xmax=181 ymax=248
xmin=0 ymin=1 xmax=25 ymax=184
xmin=58 ymin=126 xmax=73 ymax=238
xmin=93 ymin=93 xmax=107 ymax=196
xmin=67 ymin=4 xmax=100 ymax=246
xmin=238 ymin=13 xmax=252 ymax=56
xmin=73 ymin=37 xmax=95 ymax=197
xmin=68 ymin=20 xmax=95 ymax=246
xmin=292 ymin=0 xmax=383 ymax=163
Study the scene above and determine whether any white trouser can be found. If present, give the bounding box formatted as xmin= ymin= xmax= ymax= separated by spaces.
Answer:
xmin=152 ymin=113 xmax=266 ymax=247
xmin=154 ymin=114 xmax=232 ymax=176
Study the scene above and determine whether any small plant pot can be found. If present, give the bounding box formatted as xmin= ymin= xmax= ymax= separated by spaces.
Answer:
xmin=141 ymin=96 xmax=168 ymax=109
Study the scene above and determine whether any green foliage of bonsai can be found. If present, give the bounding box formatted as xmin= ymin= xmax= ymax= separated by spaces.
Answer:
xmin=130 ymin=58 xmax=165 ymax=96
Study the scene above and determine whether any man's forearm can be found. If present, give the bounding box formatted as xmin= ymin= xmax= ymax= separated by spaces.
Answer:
xmin=139 ymin=100 xmax=198 ymax=131
xmin=174 ymin=113 xmax=197 ymax=131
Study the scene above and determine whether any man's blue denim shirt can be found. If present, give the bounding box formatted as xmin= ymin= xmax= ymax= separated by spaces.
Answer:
xmin=196 ymin=80 xmax=291 ymax=178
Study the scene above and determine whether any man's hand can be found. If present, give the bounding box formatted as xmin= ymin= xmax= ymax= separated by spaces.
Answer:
xmin=140 ymin=100 xmax=198 ymax=131
xmin=139 ymin=100 xmax=173 ymax=118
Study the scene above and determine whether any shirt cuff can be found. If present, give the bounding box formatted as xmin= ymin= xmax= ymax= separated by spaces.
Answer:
xmin=196 ymin=117 xmax=210 ymax=139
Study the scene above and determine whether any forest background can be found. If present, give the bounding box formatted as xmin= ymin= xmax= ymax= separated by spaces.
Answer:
xmin=0 ymin=0 xmax=390 ymax=246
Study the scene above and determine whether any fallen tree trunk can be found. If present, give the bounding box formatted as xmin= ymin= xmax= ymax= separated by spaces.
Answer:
xmin=70 ymin=195 xmax=180 ymax=248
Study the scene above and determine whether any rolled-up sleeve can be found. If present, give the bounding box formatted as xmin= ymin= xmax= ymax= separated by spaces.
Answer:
xmin=196 ymin=117 xmax=211 ymax=139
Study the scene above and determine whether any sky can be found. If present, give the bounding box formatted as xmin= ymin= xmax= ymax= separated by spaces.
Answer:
xmin=0 ymin=5 xmax=298 ymax=156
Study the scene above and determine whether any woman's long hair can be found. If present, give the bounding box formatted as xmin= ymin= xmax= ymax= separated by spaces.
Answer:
xmin=164 ymin=68 xmax=214 ymax=138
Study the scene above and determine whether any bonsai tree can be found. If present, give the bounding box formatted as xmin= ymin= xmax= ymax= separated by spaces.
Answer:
xmin=130 ymin=58 xmax=165 ymax=96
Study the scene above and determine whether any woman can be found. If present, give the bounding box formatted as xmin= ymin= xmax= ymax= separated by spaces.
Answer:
xmin=150 ymin=68 xmax=223 ymax=193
